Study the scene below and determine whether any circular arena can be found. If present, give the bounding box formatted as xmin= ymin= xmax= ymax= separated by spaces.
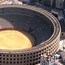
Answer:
xmin=0 ymin=5 xmax=61 ymax=65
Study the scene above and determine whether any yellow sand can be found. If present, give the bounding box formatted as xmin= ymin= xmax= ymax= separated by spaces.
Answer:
xmin=0 ymin=30 xmax=33 ymax=50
